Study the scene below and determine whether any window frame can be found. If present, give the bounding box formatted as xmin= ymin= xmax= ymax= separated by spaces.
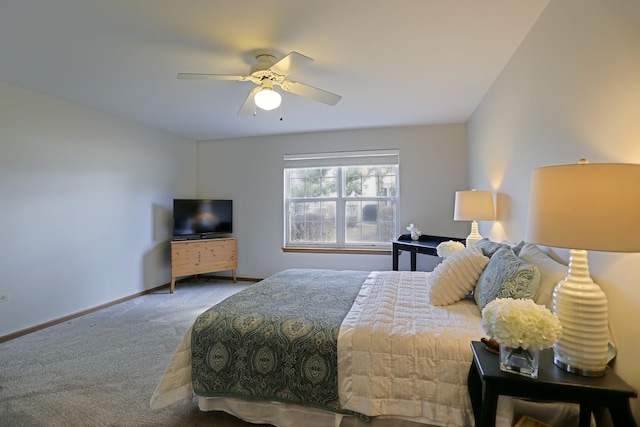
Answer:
xmin=283 ymin=149 xmax=399 ymax=251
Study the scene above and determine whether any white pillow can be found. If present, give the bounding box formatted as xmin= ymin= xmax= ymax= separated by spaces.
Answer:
xmin=428 ymin=246 xmax=490 ymax=306
xmin=518 ymin=243 xmax=568 ymax=309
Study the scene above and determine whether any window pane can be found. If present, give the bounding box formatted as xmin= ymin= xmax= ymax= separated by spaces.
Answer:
xmin=290 ymin=177 xmax=306 ymax=197
xmin=345 ymin=201 xmax=396 ymax=243
xmin=288 ymin=168 xmax=337 ymax=198
xmin=285 ymin=158 xmax=398 ymax=248
xmin=344 ymin=166 xmax=396 ymax=197
xmin=306 ymin=176 xmax=321 ymax=197
xmin=289 ymin=201 xmax=336 ymax=243
xmin=320 ymin=168 xmax=337 ymax=197
xmin=376 ymin=166 xmax=397 ymax=197
xmin=345 ymin=167 xmax=365 ymax=196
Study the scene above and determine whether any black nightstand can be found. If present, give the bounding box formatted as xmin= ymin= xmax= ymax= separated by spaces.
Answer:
xmin=467 ymin=341 xmax=637 ymax=427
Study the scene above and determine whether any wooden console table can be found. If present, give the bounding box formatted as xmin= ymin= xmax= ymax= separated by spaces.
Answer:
xmin=391 ymin=234 xmax=465 ymax=271
xmin=170 ymin=237 xmax=237 ymax=293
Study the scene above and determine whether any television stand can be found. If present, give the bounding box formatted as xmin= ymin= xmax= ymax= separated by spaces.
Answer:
xmin=170 ymin=237 xmax=237 ymax=293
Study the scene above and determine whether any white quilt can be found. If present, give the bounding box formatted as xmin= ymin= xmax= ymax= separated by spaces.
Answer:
xmin=150 ymin=325 xmax=194 ymax=410
xmin=338 ymin=271 xmax=511 ymax=426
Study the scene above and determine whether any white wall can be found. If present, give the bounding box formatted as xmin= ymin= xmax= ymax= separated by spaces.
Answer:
xmin=0 ymin=83 xmax=196 ymax=337
xmin=196 ymin=124 xmax=471 ymax=278
xmin=469 ymin=0 xmax=640 ymax=419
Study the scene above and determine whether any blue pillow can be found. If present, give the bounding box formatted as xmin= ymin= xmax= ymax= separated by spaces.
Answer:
xmin=474 ymin=238 xmax=509 ymax=257
xmin=474 ymin=246 xmax=541 ymax=309
xmin=511 ymin=240 xmax=525 ymax=256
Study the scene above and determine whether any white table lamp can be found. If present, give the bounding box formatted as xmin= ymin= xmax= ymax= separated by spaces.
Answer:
xmin=525 ymin=159 xmax=640 ymax=376
xmin=454 ymin=189 xmax=495 ymax=246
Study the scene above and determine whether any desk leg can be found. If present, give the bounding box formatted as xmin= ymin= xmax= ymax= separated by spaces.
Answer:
xmin=392 ymin=244 xmax=399 ymax=271
xmin=410 ymin=252 xmax=417 ymax=271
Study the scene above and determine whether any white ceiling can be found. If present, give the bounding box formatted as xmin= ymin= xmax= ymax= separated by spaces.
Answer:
xmin=0 ymin=1 xmax=549 ymax=141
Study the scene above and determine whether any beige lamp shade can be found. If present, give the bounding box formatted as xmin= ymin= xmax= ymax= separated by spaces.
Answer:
xmin=454 ymin=189 xmax=495 ymax=247
xmin=454 ymin=190 xmax=495 ymax=221
xmin=525 ymin=162 xmax=640 ymax=252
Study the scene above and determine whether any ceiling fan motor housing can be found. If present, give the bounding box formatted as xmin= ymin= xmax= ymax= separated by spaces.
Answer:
xmin=250 ymin=54 xmax=277 ymax=75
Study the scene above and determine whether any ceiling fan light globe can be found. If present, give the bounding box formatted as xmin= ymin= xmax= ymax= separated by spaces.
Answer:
xmin=254 ymin=88 xmax=281 ymax=111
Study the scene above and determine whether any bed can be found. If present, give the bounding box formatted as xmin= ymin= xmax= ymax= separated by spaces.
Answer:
xmin=151 ymin=241 xmax=578 ymax=427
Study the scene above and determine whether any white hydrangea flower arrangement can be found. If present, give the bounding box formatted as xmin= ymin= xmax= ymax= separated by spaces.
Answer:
xmin=436 ymin=240 xmax=465 ymax=258
xmin=481 ymin=298 xmax=562 ymax=351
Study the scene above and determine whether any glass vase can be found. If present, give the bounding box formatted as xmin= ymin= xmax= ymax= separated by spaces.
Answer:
xmin=499 ymin=344 xmax=540 ymax=379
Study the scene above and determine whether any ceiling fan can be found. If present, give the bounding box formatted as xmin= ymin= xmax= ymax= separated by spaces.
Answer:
xmin=177 ymin=51 xmax=342 ymax=115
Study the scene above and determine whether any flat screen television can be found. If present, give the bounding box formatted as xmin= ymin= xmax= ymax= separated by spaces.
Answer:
xmin=172 ymin=199 xmax=233 ymax=240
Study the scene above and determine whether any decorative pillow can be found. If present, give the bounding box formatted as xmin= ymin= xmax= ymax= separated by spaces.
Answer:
xmin=474 ymin=246 xmax=541 ymax=309
xmin=474 ymin=238 xmax=509 ymax=257
xmin=511 ymin=240 xmax=525 ymax=256
xmin=518 ymin=243 xmax=568 ymax=309
xmin=428 ymin=246 xmax=490 ymax=306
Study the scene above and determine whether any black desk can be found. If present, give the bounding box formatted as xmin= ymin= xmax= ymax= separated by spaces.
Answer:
xmin=467 ymin=341 xmax=637 ymax=427
xmin=391 ymin=234 xmax=465 ymax=271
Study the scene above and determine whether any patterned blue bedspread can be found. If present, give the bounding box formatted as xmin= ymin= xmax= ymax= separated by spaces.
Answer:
xmin=191 ymin=268 xmax=369 ymax=413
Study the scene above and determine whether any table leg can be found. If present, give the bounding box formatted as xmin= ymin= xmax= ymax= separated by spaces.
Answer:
xmin=609 ymin=400 xmax=637 ymax=427
xmin=480 ymin=382 xmax=499 ymax=427
xmin=467 ymin=361 xmax=483 ymax=427
xmin=410 ymin=252 xmax=417 ymax=271
xmin=579 ymin=404 xmax=592 ymax=427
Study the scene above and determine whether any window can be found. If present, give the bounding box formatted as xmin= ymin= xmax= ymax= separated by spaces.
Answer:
xmin=284 ymin=150 xmax=399 ymax=249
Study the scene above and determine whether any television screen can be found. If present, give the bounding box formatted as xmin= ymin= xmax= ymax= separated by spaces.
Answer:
xmin=172 ymin=199 xmax=232 ymax=240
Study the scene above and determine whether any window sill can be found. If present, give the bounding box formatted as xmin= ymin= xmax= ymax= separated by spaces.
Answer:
xmin=282 ymin=246 xmax=391 ymax=255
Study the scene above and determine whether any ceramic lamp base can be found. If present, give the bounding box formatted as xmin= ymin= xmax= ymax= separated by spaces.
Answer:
xmin=552 ymin=249 xmax=608 ymax=377
xmin=465 ymin=220 xmax=483 ymax=247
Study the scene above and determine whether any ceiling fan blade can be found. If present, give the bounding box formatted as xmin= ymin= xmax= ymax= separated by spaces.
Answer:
xmin=177 ymin=73 xmax=248 ymax=81
xmin=269 ymin=52 xmax=314 ymax=76
xmin=237 ymin=87 xmax=260 ymax=115
xmin=280 ymin=80 xmax=341 ymax=106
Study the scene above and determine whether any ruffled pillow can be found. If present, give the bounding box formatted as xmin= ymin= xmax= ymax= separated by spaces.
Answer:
xmin=428 ymin=246 xmax=490 ymax=306
xmin=474 ymin=246 xmax=541 ymax=309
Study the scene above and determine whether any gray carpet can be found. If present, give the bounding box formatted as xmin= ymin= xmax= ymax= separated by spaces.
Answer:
xmin=0 ymin=277 xmax=275 ymax=427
